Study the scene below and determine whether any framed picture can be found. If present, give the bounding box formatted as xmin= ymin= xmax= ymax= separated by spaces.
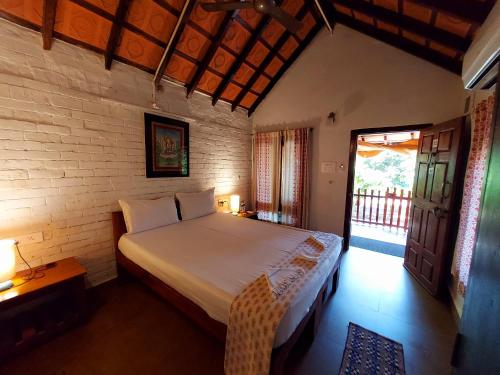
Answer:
xmin=144 ymin=113 xmax=189 ymax=178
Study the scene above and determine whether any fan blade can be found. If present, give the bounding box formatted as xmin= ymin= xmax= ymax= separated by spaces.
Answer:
xmin=266 ymin=6 xmax=302 ymax=33
xmin=201 ymin=1 xmax=254 ymax=12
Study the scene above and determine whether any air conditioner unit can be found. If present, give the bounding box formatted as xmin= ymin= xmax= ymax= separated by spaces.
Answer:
xmin=462 ymin=1 xmax=500 ymax=89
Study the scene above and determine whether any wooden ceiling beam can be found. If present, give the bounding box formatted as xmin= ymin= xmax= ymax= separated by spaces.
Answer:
xmin=235 ymin=15 xmax=277 ymax=51
xmin=69 ymin=0 xmax=112 ymax=19
xmin=234 ymin=14 xmax=300 ymax=54
xmin=248 ymin=22 xmax=323 ymax=116
xmin=42 ymin=0 xmax=57 ymax=50
xmin=334 ymin=12 xmax=462 ymax=73
xmin=232 ymin=4 xmax=310 ymax=111
xmin=153 ymin=0 xmax=196 ymax=88
xmin=211 ymin=14 xmax=273 ymax=106
xmin=153 ymin=0 xmax=180 ymax=17
xmin=408 ymin=0 xmax=494 ymax=24
xmin=0 ymin=11 xmax=40 ymax=33
xmin=333 ymin=0 xmax=470 ymax=52
xmin=104 ymin=0 xmax=131 ymax=70
xmin=185 ymin=12 xmax=236 ymax=98
xmin=314 ymin=0 xmax=336 ymax=33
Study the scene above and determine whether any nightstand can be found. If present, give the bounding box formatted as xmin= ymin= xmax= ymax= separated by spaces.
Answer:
xmin=237 ymin=211 xmax=258 ymax=220
xmin=0 ymin=257 xmax=86 ymax=362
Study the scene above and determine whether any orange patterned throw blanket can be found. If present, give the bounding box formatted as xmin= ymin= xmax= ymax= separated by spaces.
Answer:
xmin=225 ymin=232 xmax=339 ymax=375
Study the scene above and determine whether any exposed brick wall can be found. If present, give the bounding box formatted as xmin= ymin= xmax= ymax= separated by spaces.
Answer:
xmin=0 ymin=20 xmax=252 ymax=285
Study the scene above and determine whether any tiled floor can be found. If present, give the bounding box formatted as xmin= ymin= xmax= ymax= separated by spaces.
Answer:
xmin=0 ymin=247 xmax=457 ymax=375
xmin=286 ymin=247 xmax=457 ymax=375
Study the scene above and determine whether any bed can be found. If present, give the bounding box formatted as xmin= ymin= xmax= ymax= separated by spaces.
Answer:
xmin=112 ymin=211 xmax=342 ymax=374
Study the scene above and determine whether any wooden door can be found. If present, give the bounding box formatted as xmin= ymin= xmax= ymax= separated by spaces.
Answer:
xmin=404 ymin=117 xmax=467 ymax=295
xmin=452 ymin=79 xmax=499 ymax=374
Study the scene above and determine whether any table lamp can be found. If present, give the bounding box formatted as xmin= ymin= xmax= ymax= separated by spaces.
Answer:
xmin=0 ymin=239 xmax=16 ymax=291
xmin=230 ymin=194 xmax=240 ymax=215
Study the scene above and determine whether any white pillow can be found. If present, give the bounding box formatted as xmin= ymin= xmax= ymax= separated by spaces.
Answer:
xmin=175 ymin=188 xmax=216 ymax=220
xmin=118 ymin=196 xmax=179 ymax=234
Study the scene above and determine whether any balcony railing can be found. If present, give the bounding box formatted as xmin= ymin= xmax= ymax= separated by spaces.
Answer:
xmin=352 ymin=188 xmax=412 ymax=230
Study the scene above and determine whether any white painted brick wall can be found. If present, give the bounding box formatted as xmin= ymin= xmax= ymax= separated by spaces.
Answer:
xmin=0 ymin=19 xmax=252 ymax=286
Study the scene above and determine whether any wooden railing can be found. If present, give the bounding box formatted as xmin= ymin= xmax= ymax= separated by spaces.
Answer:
xmin=352 ymin=188 xmax=412 ymax=230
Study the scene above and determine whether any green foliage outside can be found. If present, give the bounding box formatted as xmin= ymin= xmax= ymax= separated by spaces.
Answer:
xmin=354 ymin=150 xmax=416 ymax=193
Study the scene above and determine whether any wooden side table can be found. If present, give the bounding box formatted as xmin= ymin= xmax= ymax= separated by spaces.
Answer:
xmin=0 ymin=257 xmax=86 ymax=362
xmin=237 ymin=211 xmax=258 ymax=220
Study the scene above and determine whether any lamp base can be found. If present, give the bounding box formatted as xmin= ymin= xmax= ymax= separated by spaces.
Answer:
xmin=0 ymin=280 xmax=14 ymax=291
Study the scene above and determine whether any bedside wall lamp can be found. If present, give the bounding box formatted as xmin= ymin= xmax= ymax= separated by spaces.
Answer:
xmin=0 ymin=239 xmax=16 ymax=291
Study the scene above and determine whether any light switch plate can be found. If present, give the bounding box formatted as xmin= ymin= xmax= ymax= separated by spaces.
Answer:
xmin=321 ymin=162 xmax=335 ymax=174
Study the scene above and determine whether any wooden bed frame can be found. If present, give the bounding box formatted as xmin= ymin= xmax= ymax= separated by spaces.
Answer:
xmin=112 ymin=211 xmax=342 ymax=374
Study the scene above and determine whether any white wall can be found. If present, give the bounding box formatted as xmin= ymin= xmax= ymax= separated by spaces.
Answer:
xmin=0 ymin=20 xmax=251 ymax=285
xmin=253 ymin=25 xmax=466 ymax=235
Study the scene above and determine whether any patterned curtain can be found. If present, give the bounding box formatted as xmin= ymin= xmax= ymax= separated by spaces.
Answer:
xmin=281 ymin=128 xmax=311 ymax=228
xmin=253 ymin=131 xmax=282 ymax=222
xmin=453 ymin=95 xmax=495 ymax=296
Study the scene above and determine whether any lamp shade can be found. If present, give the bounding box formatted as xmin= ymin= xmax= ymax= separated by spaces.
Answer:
xmin=0 ymin=239 xmax=16 ymax=283
xmin=230 ymin=194 xmax=240 ymax=214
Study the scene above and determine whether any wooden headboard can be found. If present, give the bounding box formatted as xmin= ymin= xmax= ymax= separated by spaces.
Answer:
xmin=111 ymin=211 xmax=127 ymax=255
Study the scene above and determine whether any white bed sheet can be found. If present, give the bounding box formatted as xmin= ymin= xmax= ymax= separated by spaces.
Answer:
xmin=118 ymin=212 xmax=342 ymax=347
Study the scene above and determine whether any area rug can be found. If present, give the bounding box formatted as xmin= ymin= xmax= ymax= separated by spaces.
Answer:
xmin=339 ymin=322 xmax=405 ymax=375
xmin=350 ymin=236 xmax=405 ymax=258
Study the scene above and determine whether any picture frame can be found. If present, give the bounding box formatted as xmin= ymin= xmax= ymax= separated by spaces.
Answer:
xmin=144 ymin=113 xmax=189 ymax=178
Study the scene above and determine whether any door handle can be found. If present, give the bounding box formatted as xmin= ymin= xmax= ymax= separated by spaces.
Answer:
xmin=432 ymin=207 xmax=448 ymax=218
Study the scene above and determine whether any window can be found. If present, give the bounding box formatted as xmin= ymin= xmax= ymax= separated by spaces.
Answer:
xmin=252 ymin=128 xmax=311 ymax=228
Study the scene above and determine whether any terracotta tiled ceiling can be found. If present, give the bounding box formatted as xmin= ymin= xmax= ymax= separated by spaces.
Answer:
xmin=0 ymin=0 xmax=321 ymax=114
xmin=0 ymin=0 xmax=495 ymax=115
xmin=324 ymin=0 xmax=496 ymax=75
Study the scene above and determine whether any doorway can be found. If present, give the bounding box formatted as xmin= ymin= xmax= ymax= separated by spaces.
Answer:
xmin=343 ymin=124 xmax=429 ymax=255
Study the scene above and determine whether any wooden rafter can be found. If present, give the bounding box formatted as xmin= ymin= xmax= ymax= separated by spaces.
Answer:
xmin=409 ymin=0 xmax=493 ymax=24
xmin=2 ymin=0 xmax=493 ymax=116
xmin=153 ymin=0 xmax=196 ymax=88
xmin=334 ymin=0 xmax=470 ymax=52
xmin=234 ymin=14 xmax=296 ymax=56
xmin=42 ymin=0 xmax=57 ymax=50
xmin=69 ymin=0 xmax=111 ymax=17
xmin=235 ymin=15 xmax=279 ymax=52
xmin=426 ymin=8 xmax=438 ymax=48
xmin=211 ymin=14 xmax=274 ymax=106
xmin=153 ymin=0 xmax=180 ymax=17
xmin=248 ymin=22 xmax=323 ymax=116
xmin=104 ymin=0 xmax=131 ymax=70
xmin=315 ymin=0 xmax=336 ymax=32
xmin=310 ymin=0 xmax=328 ymax=26
xmin=230 ymin=40 xmax=286 ymax=111
xmin=334 ymin=11 xmax=462 ymax=73
xmin=232 ymin=4 xmax=309 ymax=111
xmin=317 ymin=0 xmax=465 ymax=73
xmin=185 ymin=11 xmax=236 ymax=98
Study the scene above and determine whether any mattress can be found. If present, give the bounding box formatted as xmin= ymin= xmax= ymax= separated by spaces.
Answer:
xmin=118 ymin=212 xmax=342 ymax=347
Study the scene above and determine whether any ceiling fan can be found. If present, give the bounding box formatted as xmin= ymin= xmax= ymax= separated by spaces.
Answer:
xmin=200 ymin=0 xmax=302 ymax=33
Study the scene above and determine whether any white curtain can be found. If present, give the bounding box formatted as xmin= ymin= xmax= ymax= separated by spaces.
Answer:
xmin=280 ymin=128 xmax=311 ymax=228
xmin=253 ymin=128 xmax=311 ymax=228
xmin=253 ymin=131 xmax=281 ymax=222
